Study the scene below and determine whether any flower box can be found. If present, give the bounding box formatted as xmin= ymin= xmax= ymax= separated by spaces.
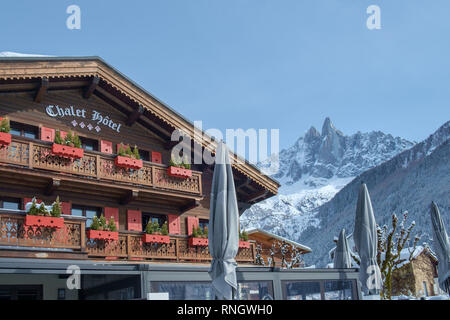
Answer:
xmin=115 ymin=155 xmax=143 ymax=170
xmin=189 ymin=237 xmax=208 ymax=247
xmin=142 ymin=234 xmax=170 ymax=244
xmin=239 ymin=241 xmax=251 ymax=249
xmin=52 ymin=143 xmax=84 ymax=159
xmin=87 ymin=230 xmax=119 ymax=241
xmin=0 ymin=132 xmax=11 ymax=147
xmin=24 ymin=215 xmax=64 ymax=229
xmin=167 ymin=166 xmax=192 ymax=179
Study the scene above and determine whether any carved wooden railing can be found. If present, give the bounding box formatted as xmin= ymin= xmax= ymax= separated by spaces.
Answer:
xmin=0 ymin=210 xmax=255 ymax=263
xmin=0 ymin=211 xmax=84 ymax=251
xmin=86 ymin=232 xmax=256 ymax=264
xmin=0 ymin=136 xmax=202 ymax=196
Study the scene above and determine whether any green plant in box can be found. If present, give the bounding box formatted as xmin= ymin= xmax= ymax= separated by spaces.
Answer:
xmin=54 ymin=130 xmax=63 ymax=145
xmin=0 ymin=118 xmax=10 ymax=133
xmin=28 ymin=198 xmax=39 ymax=216
xmin=72 ymin=133 xmax=81 ymax=148
xmin=38 ymin=202 xmax=49 ymax=217
xmin=90 ymin=216 xmax=100 ymax=230
xmin=145 ymin=221 xmax=154 ymax=234
xmin=133 ymin=145 xmax=140 ymax=160
xmin=107 ymin=217 xmax=117 ymax=232
xmin=51 ymin=196 xmax=62 ymax=217
xmin=161 ymin=222 xmax=169 ymax=236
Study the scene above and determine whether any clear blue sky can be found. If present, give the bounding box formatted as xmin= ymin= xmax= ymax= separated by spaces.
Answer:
xmin=1 ymin=0 xmax=449 ymax=150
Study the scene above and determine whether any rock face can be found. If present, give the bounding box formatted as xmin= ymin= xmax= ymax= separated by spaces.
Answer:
xmin=241 ymin=118 xmax=416 ymax=264
xmin=299 ymin=121 xmax=450 ymax=267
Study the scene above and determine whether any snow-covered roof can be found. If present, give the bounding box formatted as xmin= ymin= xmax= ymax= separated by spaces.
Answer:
xmin=0 ymin=51 xmax=52 ymax=57
xmin=245 ymin=228 xmax=312 ymax=253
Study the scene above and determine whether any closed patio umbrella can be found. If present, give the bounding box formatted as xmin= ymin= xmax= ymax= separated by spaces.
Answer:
xmin=430 ymin=201 xmax=450 ymax=294
xmin=334 ymin=229 xmax=352 ymax=269
xmin=353 ymin=183 xmax=382 ymax=295
xmin=208 ymin=142 xmax=239 ymax=300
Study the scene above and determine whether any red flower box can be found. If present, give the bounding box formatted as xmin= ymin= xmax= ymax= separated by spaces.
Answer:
xmin=115 ymin=156 xmax=143 ymax=170
xmin=87 ymin=230 xmax=119 ymax=241
xmin=142 ymin=234 xmax=170 ymax=244
xmin=189 ymin=237 xmax=208 ymax=247
xmin=0 ymin=132 xmax=11 ymax=147
xmin=239 ymin=241 xmax=251 ymax=249
xmin=52 ymin=144 xmax=84 ymax=159
xmin=167 ymin=166 xmax=192 ymax=179
xmin=24 ymin=215 xmax=64 ymax=229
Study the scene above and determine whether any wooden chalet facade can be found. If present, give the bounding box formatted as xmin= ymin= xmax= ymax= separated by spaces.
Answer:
xmin=0 ymin=56 xmax=279 ymax=265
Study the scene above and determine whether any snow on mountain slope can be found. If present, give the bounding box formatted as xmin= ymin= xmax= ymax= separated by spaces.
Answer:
xmin=240 ymin=118 xmax=415 ymax=249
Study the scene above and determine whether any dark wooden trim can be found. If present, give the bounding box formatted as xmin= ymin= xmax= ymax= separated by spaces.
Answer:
xmin=120 ymin=190 xmax=139 ymax=205
xmin=34 ymin=77 xmax=49 ymax=103
xmin=243 ymin=190 xmax=269 ymax=203
xmin=179 ymin=199 xmax=200 ymax=213
xmin=126 ymin=105 xmax=144 ymax=126
xmin=44 ymin=178 xmax=61 ymax=196
xmin=83 ymin=76 xmax=99 ymax=99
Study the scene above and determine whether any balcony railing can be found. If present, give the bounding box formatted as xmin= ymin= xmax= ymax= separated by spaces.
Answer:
xmin=0 ymin=136 xmax=202 ymax=196
xmin=0 ymin=210 xmax=256 ymax=264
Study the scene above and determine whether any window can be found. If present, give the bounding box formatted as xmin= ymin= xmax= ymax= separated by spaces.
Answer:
xmin=71 ymin=205 xmax=102 ymax=228
xmin=282 ymin=281 xmax=321 ymax=300
xmin=0 ymin=285 xmax=43 ymax=300
xmin=150 ymin=281 xmax=214 ymax=300
xmin=10 ymin=121 xmax=38 ymax=139
xmin=142 ymin=213 xmax=167 ymax=230
xmin=0 ymin=197 xmax=21 ymax=210
xmin=199 ymin=219 xmax=209 ymax=231
xmin=80 ymin=137 xmax=98 ymax=151
xmin=138 ymin=149 xmax=149 ymax=161
xmin=324 ymin=280 xmax=354 ymax=300
xmin=423 ymin=281 xmax=428 ymax=296
xmin=237 ymin=281 xmax=274 ymax=300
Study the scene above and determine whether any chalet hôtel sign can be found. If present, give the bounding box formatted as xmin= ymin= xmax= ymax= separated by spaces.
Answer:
xmin=46 ymin=105 xmax=122 ymax=133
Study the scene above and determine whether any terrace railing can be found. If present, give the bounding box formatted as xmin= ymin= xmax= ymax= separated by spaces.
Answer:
xmin=0 ymin=210 xmax=256 ymax=264
xmin=0 ymin=136 xmax=202 ymax=196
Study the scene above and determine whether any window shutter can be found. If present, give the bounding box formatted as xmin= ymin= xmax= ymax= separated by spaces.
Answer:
xmin=105 ymin=207 xmax=119 ymax=229
xmin=100 ymin=140 xmax=113 ymax=154
xmin=151 ymin=151 xmax=162 ymax=164
xmin=127 ymin=210 xmax=142 ymax=231
xmin=40 ymin=127 xmax=55 ymax=142
xmin=168 ymin=214 xmax=181 ymax=235
xmin=61 ymin=202 xmax=71 ymax=215
xmin=186 ymin=216 xmax=199 ymax=236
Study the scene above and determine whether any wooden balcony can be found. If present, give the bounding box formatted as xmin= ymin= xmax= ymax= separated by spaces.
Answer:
xmin=0 ymin=136 xmax=202 ymax=199
xmin=0 ymin=210 xmax=256 ymax=264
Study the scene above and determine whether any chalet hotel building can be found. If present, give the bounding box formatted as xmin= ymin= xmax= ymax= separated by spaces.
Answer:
xmin=0 ymin=56 xmax=284 ymax=300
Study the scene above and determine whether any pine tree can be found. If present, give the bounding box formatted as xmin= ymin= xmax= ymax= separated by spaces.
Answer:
xmin=133 ymin=145 xmax=140 ymax=160
xmin=145 ymin=221 xmax=154 ymax=234
xmin=51 ymin=196 xmax=62 ymax=217
xmin=90 ymin=216 xmax=100 ymax=230
xmin=72 ymin=133 xmax=81 ymax=148
xmin=125 ymin=145 xmax=133 ymax=158
xmin=107 ymin=217 xmax=117 ymax=232
xmin=38 ymin=202 xmax=49 ymax=216
xmin=28 ymin=198 xmax=39 ymax=216
xmin=161 ymin=222 xmax=169 ymax=236
xmin=65 ymin=131 xmax=73 ymax=146
xmin=54 ymin=130 xmax=63 ymax=145
xmin=99 ymin=215 xmax=107 ymax=230
xmin=0 ymin=118 xmax=10 ymax=133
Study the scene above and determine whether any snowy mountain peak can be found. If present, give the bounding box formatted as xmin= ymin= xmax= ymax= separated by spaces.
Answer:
xmin=242 ymin=119 xmax=417 ymax=262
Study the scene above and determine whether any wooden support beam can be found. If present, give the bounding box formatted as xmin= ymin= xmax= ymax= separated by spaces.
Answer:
xmin=237 ymin=201 xmax=252 ymax=215
xmin=126 ymin=105 xmax=144 ymax=126
xmin=44 ymin=178 xmax=61 ymax=196
xmin=243 ymin=189 xmax=269 ymax=204
xmin=34 ymin=77 xmax=49 ymax=103
xmin=83 ymin=76 xmax=100 ymax=99
xmin=236 ymin=178 xmax=252 ymax=190
xmin=120 ymin=190 xmax=139 ymax=205
xmin=179 ymin=200 xmax=200 ymax=213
